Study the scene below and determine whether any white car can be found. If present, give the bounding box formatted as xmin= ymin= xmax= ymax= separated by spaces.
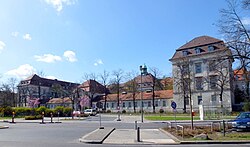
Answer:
xmin=84 ymin=109 xmax=97 ymax=116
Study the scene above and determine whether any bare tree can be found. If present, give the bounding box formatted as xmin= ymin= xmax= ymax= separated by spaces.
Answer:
xmin=125 ymin=70 xmax=138 ymax=113
xmin=243 ymin=0 xmax=250 ymax=9
xmin=51 ymin=83 xmax=64 ymax=98
xmin=99 ymin=70 xmax=110 ymax=111
xmin=112 ymin=69 xmax=124 ymax=109
xmin=0 ymin=84 xmax=13 ymax=107
xmin=37 ymin=70 xmax=46 ymax=78
xmin=174 ymin=58 xmax=194 ymax=129
xmin=149 ymin=67 xmax=162 ymax=113
xmin=218 ymin=0 xmax=250 ymax=97
xmin=81 ymin=73 xmax=99 ymax=108
xmin=205 ymin=55 xmax=233 ymax=110
xmin=8 ymin=78 xmax=17 ymax=107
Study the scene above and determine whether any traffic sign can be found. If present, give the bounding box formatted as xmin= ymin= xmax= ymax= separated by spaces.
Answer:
xmin=171 ymin=101 xmax=177 ymax=109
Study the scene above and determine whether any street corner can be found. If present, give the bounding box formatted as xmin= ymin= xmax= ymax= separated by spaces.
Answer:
xmin=103 ymin=129 xmax=179 ymax=145
xmin=79 ymin=127 xmax=115 ymax=144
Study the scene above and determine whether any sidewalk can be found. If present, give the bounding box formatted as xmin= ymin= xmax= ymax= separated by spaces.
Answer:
xmin=103 ymin=129 xmax=177 ymax=145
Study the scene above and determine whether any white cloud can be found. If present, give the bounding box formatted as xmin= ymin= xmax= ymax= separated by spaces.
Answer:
xmin=23 ymin=34 xmax=32 ymax=40
xmin=45 ymin=0 xmax=77 ymax=12
xmin=0 ymin=41 xmax=6 ymax=53
xmin=242 ymin=17 xmax=250 ymax=26
xmin=34 ymin=54 xmax=62 ymax=63
xmin=63 ymin=50 xmax=77 ymax=62
xmin=5 ymin=64 xmax=36 ymax=79
xmin=94 ymin=59 xmax=104 ymax=66
xmin=11 ymin=32 xmax=19 ymax=37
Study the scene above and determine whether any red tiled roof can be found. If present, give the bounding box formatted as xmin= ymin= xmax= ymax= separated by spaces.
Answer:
xmin=103 ymin=90 xmax=173 ymax=102
xmin=170 ymin=36 xmax=229 ymax=60
xmin=47 ymin=97 xmax=72 ymax=104
xmin=160 ymin=77 xmax=173 ymax=85
xmin=79 ymin=79 xmax=107 ymax=93
xmin=234 ymin=69 xmax=250 ymax=81
xmin=178 ymin=36 xmax=222 ymax=50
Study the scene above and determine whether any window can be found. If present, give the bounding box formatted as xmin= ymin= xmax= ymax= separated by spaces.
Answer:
xmin=128 ymin=102 xmax=131 ymax=107
xmin=147 ymin=101 xmax=151 ymax=107
xmin=185 ymin=96 xmax=189 ymax=105
xmin=111 ymin=102 xmax=114 ymax=108
xmin=155 ymin=101 xmax=158 ymax=107
xmin=195 ymin=47 xmax=201 ymax=54
xmin=209 ymin=60 xmax=216 ymax=72
xmin=195 ymin=77 xmax=203 ymax=90
xmin=162 ymin=100 xmax=166 ymax=107
xmin=122 ymin=102 xmax=125 ymax=108
xmin=211 ymin=95 xmax=217 ymax=105
xmin=198 ymin=96 xmax=202 ymax=105
xmin=210 ymin=76 xmax=217 ymax=89
xmin=208 ymin=45 xmax=215 ymax=52
xmin=182 ymin=50 xmax=189 ymax=56
xmin=195 ymin=63 xmax=202 ymax=73
xmin=135 ymin=102 xmax=138 ymax=107
xmin=106 ymin=103 xmax=109 ymax=108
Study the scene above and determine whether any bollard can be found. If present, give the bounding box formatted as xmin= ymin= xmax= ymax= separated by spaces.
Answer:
xmin=137 ymin=127 xmax=140 ymax=142
xmin=135 ymin=121 xmax=137 ymax=130
xmin=41 ymin=112 xmax=45 ymax=124
xmin=57 ymin=112 xmax=60 ymax=122
xmin=50 ymin=112 xmax=53 ymax=123
xmin=11 ymin=111 xmax=15 ymax=123
xmin=223 ymin=120 xmax=225 ymax=136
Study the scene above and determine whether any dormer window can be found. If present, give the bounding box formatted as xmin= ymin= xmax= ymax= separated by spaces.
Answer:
xmin=208 ymin=45 xmax=215 ymax=52
xmin=195 ymin=47 xmax=201 ymax=54
xmin=182 ymin=50 xmax=189 ymax=56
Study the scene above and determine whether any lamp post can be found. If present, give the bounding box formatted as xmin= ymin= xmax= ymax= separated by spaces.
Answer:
xmin=140 ymin=64 xmax=148 ymax=123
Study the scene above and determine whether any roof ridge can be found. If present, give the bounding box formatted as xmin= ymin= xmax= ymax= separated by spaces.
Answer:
xmin=177 ymin=35 xmax=223 ymax=50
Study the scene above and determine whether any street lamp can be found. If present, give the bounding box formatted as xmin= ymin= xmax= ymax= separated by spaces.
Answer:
xmin=140 ymin=64 xmax=148 ymax=123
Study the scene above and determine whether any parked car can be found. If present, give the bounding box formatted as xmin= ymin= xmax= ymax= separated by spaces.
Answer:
xmin=232 ymin=112 xmax=250 ymax=131
xmin=84 ymin=109 xmax=97 ymax=116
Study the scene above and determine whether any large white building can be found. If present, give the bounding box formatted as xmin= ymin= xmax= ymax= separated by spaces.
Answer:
xmin=170 ymin=36 xmax=234 ymax=113
xmin=102 ymin=90 xmax=173 ymax=113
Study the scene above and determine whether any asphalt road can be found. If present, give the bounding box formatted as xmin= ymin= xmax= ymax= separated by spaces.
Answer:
xmin=0 ymin=115 xmax=249 ymax=147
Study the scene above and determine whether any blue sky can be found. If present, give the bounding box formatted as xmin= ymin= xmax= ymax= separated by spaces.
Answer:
xmin=0 ymin=0 xmax=247 ymax=83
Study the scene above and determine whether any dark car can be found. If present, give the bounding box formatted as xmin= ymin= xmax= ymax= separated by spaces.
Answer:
xmin=232 ymin=112 xmax=250 ymax=131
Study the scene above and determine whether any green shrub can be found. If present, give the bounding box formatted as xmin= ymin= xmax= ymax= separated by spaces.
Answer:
xmin=3 ymin=106 xmax=13 ymax=116
xmin=25 ymin=115 xmax=43 ymax=120
xmin=45 ymin=109 xmax=54 ymax=117
xmin=243 ymin=100 xmax=250 ymax=112
xmin=36 ymin=106 xmax=47 ymax=115
xmin=63 ymin=107 xmax=73 ymax=117
xmin=159 ymin=109 xmax=164 ymax=113
xmin=54 ymin=106 xmax=64 ymax=116
xmin=122 ymin=110 xmax=126 ymax=113
xmin=14 ymin=107 xmax=32 ymax=116
xmin=0 ymin=107 xmax=4 ymax=116
xmin=106 ymin=110 xmax=111 ymax=113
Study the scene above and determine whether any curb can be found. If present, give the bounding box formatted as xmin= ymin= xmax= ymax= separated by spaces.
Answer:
xmin=159 ymin=128 xmax=180 ymax=144
xmin=159 ymin=128 xmax=250 ymax=144
xmin=79 ymin=127 xmax=115 ymax=144
xmin=180 ymin=140 xmax=250 ymax=144
xmin=0 ymin=126 xmax=9 ymax=129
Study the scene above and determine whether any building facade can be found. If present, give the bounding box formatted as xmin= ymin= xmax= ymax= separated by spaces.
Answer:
xmin=17 ymin=74 xmax=79 ymax=107
xmin=102 ymin=90 xmax=173 ymax=112
xmin=170 ymin=36 xmax=234 ymax=112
